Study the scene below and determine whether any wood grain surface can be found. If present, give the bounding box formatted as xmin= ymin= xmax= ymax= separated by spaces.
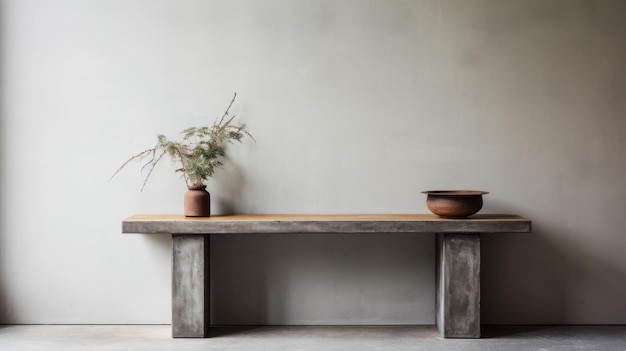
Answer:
xmin=122 ymin=214 xmax=531 ymax=234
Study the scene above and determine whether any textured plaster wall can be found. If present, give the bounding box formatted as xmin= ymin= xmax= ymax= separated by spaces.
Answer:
xmin=1 ymin=0 xmax=625 ymax=324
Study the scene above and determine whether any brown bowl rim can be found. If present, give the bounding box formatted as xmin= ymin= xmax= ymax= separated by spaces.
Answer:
xmin=421 ymin=190 xmax=489 ymax=196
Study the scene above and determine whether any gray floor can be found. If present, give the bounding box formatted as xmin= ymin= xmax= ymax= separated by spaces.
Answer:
xmin=1 ymin=325 xmax=625 ymax=351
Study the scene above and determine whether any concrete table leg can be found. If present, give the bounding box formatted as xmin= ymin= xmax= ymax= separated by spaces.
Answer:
xmin=172 ymin=235 xmax=210 ymax=338
xmin=436 ymin=233 xmax=481 ymax=338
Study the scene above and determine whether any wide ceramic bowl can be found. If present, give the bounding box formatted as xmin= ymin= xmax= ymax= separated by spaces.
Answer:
xmin=421 ymin=190 xmax=489 ymax=218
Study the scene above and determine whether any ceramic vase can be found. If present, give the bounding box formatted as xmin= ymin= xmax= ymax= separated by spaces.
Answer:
xmin=184 ymin=185 xmax=210 ymax=217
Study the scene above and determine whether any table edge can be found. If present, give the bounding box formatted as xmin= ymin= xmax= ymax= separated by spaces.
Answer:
xmin=122 ymin=214 xmax=531 ymax=234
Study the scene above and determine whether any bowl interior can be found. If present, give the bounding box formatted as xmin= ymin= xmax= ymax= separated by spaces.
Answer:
xmin=421 ymin=190 xmax=489 ymax=196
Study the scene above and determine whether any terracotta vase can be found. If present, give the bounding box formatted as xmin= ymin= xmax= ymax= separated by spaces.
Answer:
xmin=184 ymin=185 xmax=210 ymax=217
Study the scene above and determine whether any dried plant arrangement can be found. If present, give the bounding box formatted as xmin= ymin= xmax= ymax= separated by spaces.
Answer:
xmin=112 ymin=92 xmax=253 ymax=190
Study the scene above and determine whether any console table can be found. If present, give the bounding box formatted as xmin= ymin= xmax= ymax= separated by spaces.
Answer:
xmin=122 ymin=214 xmax=531 ymax=339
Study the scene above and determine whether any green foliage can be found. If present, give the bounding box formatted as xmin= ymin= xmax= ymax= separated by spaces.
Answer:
xmin=112 ymin=93 xmax=253 ymax=190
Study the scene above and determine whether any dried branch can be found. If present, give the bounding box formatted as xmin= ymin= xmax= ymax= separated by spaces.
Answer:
xmin=111 ymin=92 xmax=253 ymax=191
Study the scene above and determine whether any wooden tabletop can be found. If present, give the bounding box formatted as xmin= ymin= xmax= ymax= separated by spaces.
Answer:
xmin=123 ymin=214 xmax=531 ymax=234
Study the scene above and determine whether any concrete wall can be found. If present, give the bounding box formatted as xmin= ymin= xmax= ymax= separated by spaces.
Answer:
xmin=1 ymin=0 xmax=625 ymax=324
